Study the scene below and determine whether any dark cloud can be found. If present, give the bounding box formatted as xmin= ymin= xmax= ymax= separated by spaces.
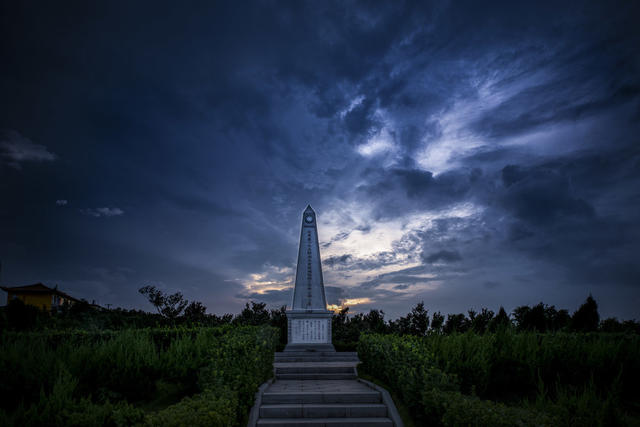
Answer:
xmin=1 ymin=0 xmax=639 ymax=319
xmin=422 ymin=250 xmax=463 ymax=264
xmin=357 ymin=167 xmax=483 ymax=220
xmin=500 ymin=164 xmax=595 ymax=226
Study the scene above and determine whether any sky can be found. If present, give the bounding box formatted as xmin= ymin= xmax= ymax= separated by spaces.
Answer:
xmin=1 ymin=0 xmax=639 ymax=320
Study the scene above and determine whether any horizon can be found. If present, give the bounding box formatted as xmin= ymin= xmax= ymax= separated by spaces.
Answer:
xmin=1 ymin=1 xmax=639 ymax=321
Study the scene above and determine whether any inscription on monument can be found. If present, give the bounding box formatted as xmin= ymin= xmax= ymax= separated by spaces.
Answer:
xmin=291 ymin=318 xmax=328 ymax=343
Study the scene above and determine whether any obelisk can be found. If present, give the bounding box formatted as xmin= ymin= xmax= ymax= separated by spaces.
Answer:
xmin=286 ymin=205 xmax=334 ymax=351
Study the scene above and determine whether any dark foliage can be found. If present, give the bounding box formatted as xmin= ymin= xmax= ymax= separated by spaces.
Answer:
xmin=138 ymin=285 xmax=189 ymax=320
xmin=233 ymin=301 xmax=270 ymax=326
xmin=571 ymin=294 xmax=600 ymax=332
xmin=388 ymin=301 xmax=429 ymax=336
xmin=4 ymin=299 xmax=46 ymax=330
xmin=431 ymin=311 xmax=445 ymax=333
xmin=513 ymin=302 xmax=571 ymax=332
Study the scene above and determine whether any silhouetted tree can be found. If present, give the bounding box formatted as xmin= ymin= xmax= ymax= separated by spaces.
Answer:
xmin=431 ymin=311 xmax=445 ymax=333
xmin=270 ymin=305 xmax=288 ymax=347
xmin=409 ymin=302 xmax=429 ymax=336
xmin=622 ymin=319 xmax=640 ymax=334
xmin=513 ymin=303 xmax=547 ymax=331
xmin=234 ymin=301 xmax=270 ymax=325
xmin=138 ymin=285 xmax=188 ymax=320
xmin=571 ymin=294 xmax=599 ymax=332
xmin=364 ymin=309 xmax=388 ymax=334
xmin=601 ymin=317 xmax=624 ymax=333
xmin=488 ymin=306 xmax=511 ymax=332
xmin=5 ymin=299 xmax=43 ymax=330
xmin=332 ymin=306 xmax=350 ymax=337
xmin=471 ymin=308 xmax=494 ymax=334
xmin=512 ymin=305 xmax=530 ymax=330
xmin=548 ymin=307 xmax=571 ymax=331
xmin=444 ymin=313 xmax=469 ymax=334
xmin=389 ymin=313 xmax=412 ymax=335
xmin=183 ymin=301 xmax=207 ymax=322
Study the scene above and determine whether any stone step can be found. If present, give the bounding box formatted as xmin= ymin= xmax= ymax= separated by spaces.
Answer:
xmin=275 ymin=366 xmax=356 ymax=374
xmin=276 ymin=352 xmax=356 ymax=357
xmin=260 ymin=403 xmax=388 ymax=418
xmin=257 ymin=417 xmax=393 ymax=426
xmin=275 ymin=356 xmax=360 ymax=363
xmin=262 ymin=392 xmax=381 ymax=404
xmin=276 ymin=373 xmax=358 ymax=380
xmin=283 ymin=344 xmax=336 ymax=353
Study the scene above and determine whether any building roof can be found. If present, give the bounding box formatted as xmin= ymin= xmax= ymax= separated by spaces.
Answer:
xmin=0 ymin=283 xmax=80 ymax=302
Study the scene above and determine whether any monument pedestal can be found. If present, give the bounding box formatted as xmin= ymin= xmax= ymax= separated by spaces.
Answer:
xmin=285 ymin=310 xmax=334 ymax=352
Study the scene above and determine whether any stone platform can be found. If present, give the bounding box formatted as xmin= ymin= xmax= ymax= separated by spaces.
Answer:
xmin=249 ymin=349 xmax=402 ymax=427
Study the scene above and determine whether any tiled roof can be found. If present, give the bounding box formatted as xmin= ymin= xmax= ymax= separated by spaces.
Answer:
xmin=1 ymin=283 xmax=51 ymax=292
xmin=0 ymin=283 xmax=80 ymax=302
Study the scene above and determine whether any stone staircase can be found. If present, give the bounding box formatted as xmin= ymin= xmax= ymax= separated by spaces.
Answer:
xmin=250 ymin=348 xmax=399 ymax=427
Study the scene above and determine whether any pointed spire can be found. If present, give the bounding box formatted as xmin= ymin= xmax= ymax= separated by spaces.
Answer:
xmin=290 ymin=205 xmax=327 ymax=311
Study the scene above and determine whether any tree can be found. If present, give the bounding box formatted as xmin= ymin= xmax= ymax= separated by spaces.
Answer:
xmin=513 ymin=303 xmax=548 ymax=332
xmin=444 ymin=313 xmax=469 ymax=334
xmin=138 ymin=285 xmax=188 ymax=320
xmin=571 ymin=294 xmax=599 ymax=332
xmin=488 ymin=306 xmax=511 ymax=332
xmin=5 ymin=298 xmax=43 ymax=330
xmin=548 ymin=307 xmax=570 ymax=331
xmin=471 ymin=308 xmax=494 ymax=334
xmin=409 ymin=302 xmax=429 ymax=336
xmin=183 ymin=301 xmax=207 ymax=322
xmin=512 ymin=305 xmax=530 ymax=330
xmin=389 ymin=313 xmax=411 ymax=335
xmin=431 ymin=311 xmax=445 ymax=333
xmin=364 ymin=309 xmax=388 ymax=334
xmin=234 ymin=301 xmax=270 ymax=325
xmin=601 ymin=317 xmax=624 ymax=333
xmin=270 ymin=305 xmax=288 ymax=347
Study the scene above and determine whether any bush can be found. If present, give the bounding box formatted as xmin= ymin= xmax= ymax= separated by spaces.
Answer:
xmin=357 ymin=332 xmax=640 ymax=426
xmin=0 ymin=325 xmax=278 ymax=426
xmin=145 ymin=391 xmax=236 ymax=426
xmin=421 ymin=330 xmax=640 ymax=406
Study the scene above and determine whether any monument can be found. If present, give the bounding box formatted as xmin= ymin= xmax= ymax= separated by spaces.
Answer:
xmin=285 ymin=205 xmax=334 ymax=351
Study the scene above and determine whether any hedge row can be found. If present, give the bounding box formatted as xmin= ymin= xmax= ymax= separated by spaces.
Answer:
xmin=357 ymin=333 xmax=635 ymax=426
xmin=0 ymin=325 xmax=278 ymax=426
xmin=0 ymin=324 xmax=239 ymax=349
xmin=422 ymin=330 xmax=640 ymax=404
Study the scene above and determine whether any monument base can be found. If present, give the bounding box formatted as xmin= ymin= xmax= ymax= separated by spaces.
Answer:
xmin=286 ymin=310 xmax=333 ymax=351
xmin=283 ymin=343 xmax=335 ymax=352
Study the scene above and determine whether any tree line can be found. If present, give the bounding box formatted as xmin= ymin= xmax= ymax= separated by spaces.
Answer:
xmin=2 ymin=286 xmax=638 ymax=343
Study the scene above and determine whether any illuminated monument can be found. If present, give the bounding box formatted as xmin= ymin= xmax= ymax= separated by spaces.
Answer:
xmin=286 ymin=205 xmax=334 ymax=350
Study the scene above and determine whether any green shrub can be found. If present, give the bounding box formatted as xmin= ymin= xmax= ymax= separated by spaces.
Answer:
xmin=0 ymin=325 xmax=278 ymax=426
xmin=145 ymin=390 xmax=236 ymax=427
xmin=422 ymin=330 xmax=640 ymax=405
xmin=358 ymin=332 xmax=640 ymax=426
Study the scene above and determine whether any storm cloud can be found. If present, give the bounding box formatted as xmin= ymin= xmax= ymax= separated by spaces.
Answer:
xmin=1 ymin=1 xmax=639 ymax=319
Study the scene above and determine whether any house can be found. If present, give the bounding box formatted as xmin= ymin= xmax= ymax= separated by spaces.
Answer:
xmin=1 ymin=283 xmax=79 ymax=311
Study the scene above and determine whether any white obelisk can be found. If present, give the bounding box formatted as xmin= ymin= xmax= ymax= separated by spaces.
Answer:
xmin=286 ymin=205 xmax=334 ymax=350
